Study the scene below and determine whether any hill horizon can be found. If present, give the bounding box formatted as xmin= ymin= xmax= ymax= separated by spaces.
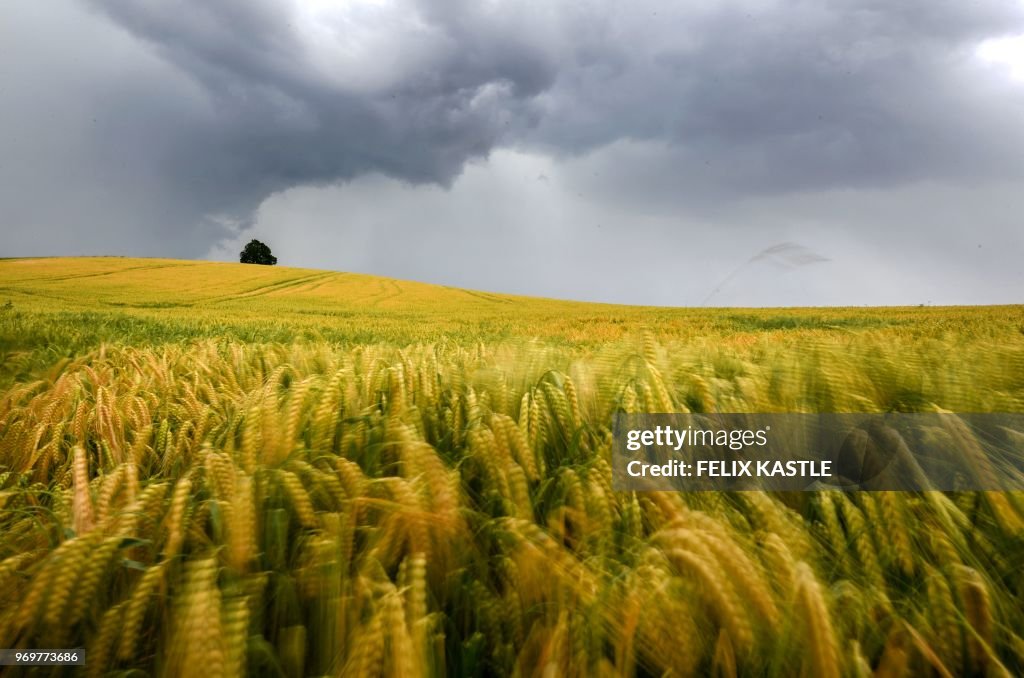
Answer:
xmin=2 ymin=256 xmax=1019 ymax=313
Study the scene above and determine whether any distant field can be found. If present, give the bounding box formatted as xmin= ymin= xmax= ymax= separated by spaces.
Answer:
xmin=1 ymin=257 xmax=1023 ymax=676
xmin=2 ymin=256 xmax=1021 ymax=367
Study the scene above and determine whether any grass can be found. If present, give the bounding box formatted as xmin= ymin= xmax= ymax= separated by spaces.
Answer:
xmin=0 ymin=257 xmax=1023 ymax=676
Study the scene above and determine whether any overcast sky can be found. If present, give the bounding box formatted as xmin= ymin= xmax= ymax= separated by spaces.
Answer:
xmin=3 ymin=0 xmax=1024 ymax=306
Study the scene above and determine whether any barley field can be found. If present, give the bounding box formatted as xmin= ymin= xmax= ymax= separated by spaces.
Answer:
xmin=1 ymin=257 xmax=1023 ymax=677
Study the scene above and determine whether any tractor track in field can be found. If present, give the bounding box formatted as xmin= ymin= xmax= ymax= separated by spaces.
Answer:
xmin=203 ymin=271 xmax=338 ymax=303
xmin=297 ymin=272 xmax=351 ymax=295
xmin=0 ymin=262 xmax=203 ymax=284
xmin=456 ymin=288 xmax=515 ymax=305
xmin=368 ymin=278 xmax=405 ymax=307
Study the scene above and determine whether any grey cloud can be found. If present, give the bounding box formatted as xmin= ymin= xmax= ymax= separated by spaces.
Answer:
xmin=528 ymin=1 xmax=1024 ymax=204
xmin=73 ymin=0 xmax=1024 ymax=196
xmin=0 ymin=2 xmax=226 ymax=258
xmin=89 ymin=0 xmax=555 ymax=185
xmin=3 ymin=0 xmax=1024 ymax=287
xmin=3 ymin=0 xmax=555 ymax=258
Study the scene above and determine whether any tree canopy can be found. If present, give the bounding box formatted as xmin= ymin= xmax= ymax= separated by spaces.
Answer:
xmin=239 ymin=239 xmax=277 ymax=265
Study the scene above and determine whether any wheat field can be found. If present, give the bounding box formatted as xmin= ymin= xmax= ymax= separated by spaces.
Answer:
xmin=1 ymin=257 xmax=1023 ymax=677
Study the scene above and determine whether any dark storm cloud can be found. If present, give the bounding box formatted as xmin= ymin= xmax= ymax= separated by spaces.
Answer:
xmin=72 ymin=2 xmax=544 ymax=254
xmin=3 ymin=0 xmax=1024 ymax=263
xmin=526 ymin=1 xmax=1024 ymax=204
xmin=89 ymin=0 xmax=1024 ymax=195
xmin=89 ymin=0 xmax=556 ymax=184
xmin=2 ymin=0 xmax=553 ymax=258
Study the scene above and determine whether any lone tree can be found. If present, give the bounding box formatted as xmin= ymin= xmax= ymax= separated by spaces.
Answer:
xmin=239 ymin=239 xmax=277 ymax=265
